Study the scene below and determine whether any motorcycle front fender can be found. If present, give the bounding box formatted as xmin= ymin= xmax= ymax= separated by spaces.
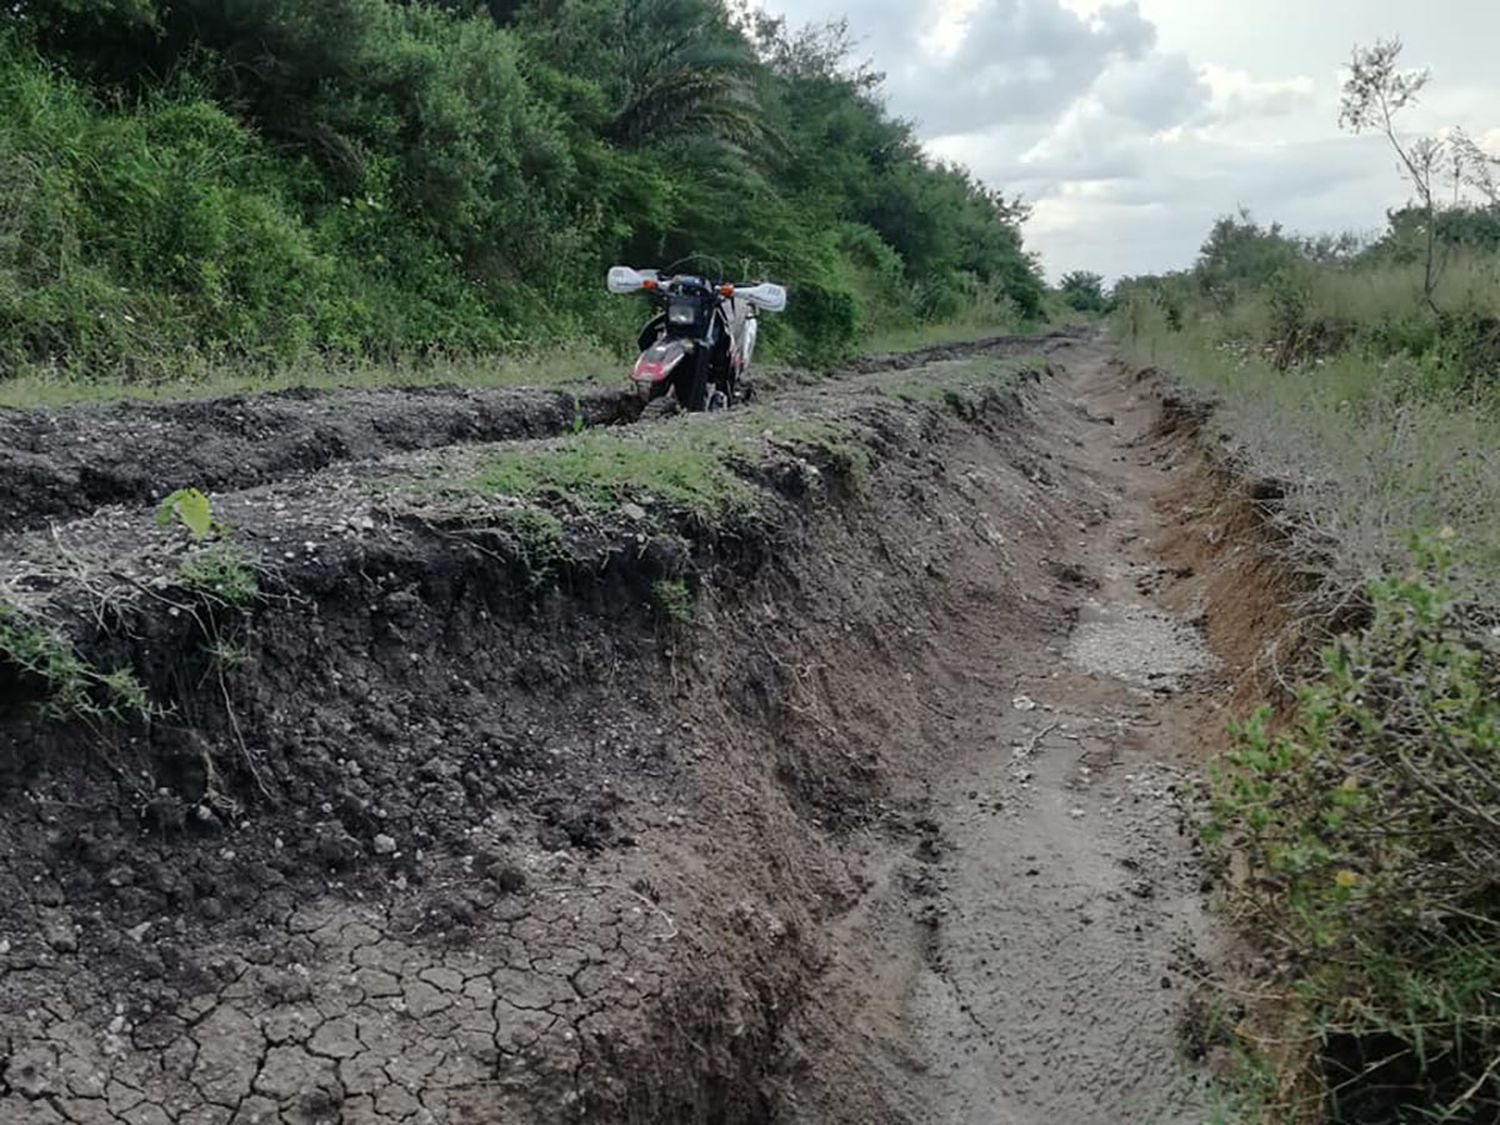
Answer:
xmin=633 ymin=338 xmax=689 ymax=388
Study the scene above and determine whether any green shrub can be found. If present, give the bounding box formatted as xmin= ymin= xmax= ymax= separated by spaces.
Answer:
xmin=1207 ymin=532 xmax=1500 ymax=1117
xmin=1059 ymin=270 xmax=1107 ymax=314
xmin=495 ymin=505 xmax=567 ymax=585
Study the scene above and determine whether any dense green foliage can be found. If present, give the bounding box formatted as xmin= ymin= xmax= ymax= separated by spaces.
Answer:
xmin=0 ymin=0 xmax=1043 ymax=379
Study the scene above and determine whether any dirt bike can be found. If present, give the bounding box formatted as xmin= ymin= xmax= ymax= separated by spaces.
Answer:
xmin=608 ymin=257 xmax=787 ymax=412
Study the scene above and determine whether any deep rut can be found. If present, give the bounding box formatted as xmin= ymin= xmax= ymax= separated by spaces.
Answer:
xmin=832 ymin=339 xmax=1228 ymax=1123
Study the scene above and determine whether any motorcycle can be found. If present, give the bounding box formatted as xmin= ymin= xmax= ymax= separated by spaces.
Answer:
xmin=607 ymin=257 xmax=787 ymax=412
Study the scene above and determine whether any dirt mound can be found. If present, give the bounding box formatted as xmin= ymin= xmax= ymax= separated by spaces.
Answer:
xmin=836 ymin=327 xmax=1085 ymax=375
xmin=0 ymin=356 xmax=1055 ymax=1123
xmin=0 ymin=332 xmax=1080 ymax=541
xmin=0 ymin=384 xmax=639 ymax=534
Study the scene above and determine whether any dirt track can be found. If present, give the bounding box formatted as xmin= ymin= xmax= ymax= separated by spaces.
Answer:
xmin=0 ymin=331 xmax=1257 ymax=1123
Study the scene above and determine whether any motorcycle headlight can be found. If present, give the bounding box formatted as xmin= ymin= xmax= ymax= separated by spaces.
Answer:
xmin=667 ymin=297 xmax=700 ymax=328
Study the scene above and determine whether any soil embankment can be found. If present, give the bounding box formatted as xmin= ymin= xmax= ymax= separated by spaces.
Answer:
xmin=0 ymin=332 xmax=1272 ymax=1123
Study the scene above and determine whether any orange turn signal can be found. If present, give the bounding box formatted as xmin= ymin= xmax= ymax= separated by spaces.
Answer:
xmin=642 ymin=278 xmax=658 ymax=291
xmin=718 ymin=284 xmax=735 ymax=297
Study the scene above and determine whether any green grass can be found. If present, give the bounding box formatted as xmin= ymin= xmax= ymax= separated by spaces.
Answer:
xmin=884 ymin=355 xmax=1035 ymax=406
xmin=466 ymin=424 xmax=761 ymax=518
xmin=493 ymin=505 xmax=568 ymax=585
xmin=649 ymin=578 xmax=695 ymax=624
xmin=406 ymin=397 xmax=883 ymax=528
xmin=0 ymin=322 xmax=1047 ymax=411
xmin=861 ymin=311 xmax=1054 ymax=356
xmin=734 ymin=408 xmax=874 ymax=486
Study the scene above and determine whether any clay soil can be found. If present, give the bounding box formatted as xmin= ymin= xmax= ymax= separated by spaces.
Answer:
xmin=0 ymin=331 xmax=1278 ymax=1124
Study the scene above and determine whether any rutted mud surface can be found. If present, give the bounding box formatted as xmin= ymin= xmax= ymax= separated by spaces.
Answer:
xmin=886 ymin=345 xmax=1224 ymax=1122
xmin=0 ymin=384 xmax=639 ymax=533
xmin=0 ymin=331 xmax=1248 ymax=1124
xmin=0 ymin=331 xmax=1075 ymax=535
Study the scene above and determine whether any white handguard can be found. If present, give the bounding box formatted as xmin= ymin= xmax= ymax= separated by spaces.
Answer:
xmin=607 ymin=266 xmax=659 ymax=294
xmin=737 ymin=282 xmax=787 ymax=313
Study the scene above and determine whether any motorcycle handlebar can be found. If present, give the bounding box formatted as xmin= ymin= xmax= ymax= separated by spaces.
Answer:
xmin=606 ymin=266 xmax=786 ymax=312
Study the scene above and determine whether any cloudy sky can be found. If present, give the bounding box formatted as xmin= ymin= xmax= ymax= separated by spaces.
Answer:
xmin=756 ymin=0 xmax=1500 ymax=282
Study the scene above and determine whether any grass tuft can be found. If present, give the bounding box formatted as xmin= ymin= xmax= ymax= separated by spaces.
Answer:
xmin=649 ymin=578 xmax=695 ymax=624
xmin=178 ymin=543 xmax=259 ymax=605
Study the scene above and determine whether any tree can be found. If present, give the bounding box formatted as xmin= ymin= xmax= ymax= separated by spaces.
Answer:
xmin=1059 ymin=271 xmax=1106 ymax=313
xmin=1338 ymin=38 xmax=1499 ymax=311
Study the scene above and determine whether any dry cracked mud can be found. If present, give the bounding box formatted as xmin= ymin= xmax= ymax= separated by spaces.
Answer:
xmin=1 ymin=330 xmax=1263 ymax=1123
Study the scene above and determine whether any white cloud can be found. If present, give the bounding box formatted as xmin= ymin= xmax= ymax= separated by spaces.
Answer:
xmin=1092 ymin=52 xmax=1210 ymax=128
xmin=1200 ymin=65 xmax=1317 ymax=122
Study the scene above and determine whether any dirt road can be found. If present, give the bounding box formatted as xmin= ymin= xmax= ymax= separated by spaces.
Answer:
xmin=0 ymin=332 xmax=1249 ymax=1124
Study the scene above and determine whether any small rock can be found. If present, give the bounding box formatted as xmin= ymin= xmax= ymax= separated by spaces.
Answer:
xmin=1012 ymin=695 xmax=1037 ymax=711
xmin=620 ymin=502 xmax=648 ymax=521
xmin=41 ymin=911 xmax=77 ymax=953
xmin=372 ymin=834 xmax=398 ymax=856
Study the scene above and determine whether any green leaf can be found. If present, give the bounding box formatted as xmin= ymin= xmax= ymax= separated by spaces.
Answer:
xmin=176 ymin=489 xmax=213 ymax=540
xmin=156 ymin=489 xmax=185 ymax=528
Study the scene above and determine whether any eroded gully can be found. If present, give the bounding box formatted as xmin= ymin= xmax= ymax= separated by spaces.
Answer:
xmin=826 ymin=337 xmax=1229 ymax=1124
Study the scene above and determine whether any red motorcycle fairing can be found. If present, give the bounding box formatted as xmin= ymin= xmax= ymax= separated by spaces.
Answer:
xmin=632 ymin=339 xmax=689 ymax=390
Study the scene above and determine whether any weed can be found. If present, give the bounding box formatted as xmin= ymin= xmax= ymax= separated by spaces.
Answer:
xmin=496 ymin=506 xmax=567 ymax=585
xmin=0 ymin=602 xmax=154 ymax=723
xmin=206 ymin=639 xmax=251 ymax=670
xmin=97 ymin=666 xmax=154 ymax=719
xmin=649 ymin=578 xmax=695 ymax=624
xmin=178 ymin=543 xmax=258 ymax=605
